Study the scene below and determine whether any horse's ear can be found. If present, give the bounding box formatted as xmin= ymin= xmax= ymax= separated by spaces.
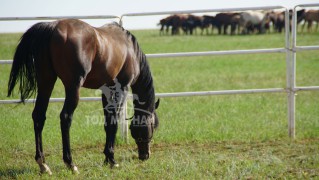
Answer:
xmin=155 ymin=98 xmax=160 ymax=109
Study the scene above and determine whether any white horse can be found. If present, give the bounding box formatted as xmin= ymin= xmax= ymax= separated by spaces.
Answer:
xmin=239 ymin=11 xmax=270 ymax=34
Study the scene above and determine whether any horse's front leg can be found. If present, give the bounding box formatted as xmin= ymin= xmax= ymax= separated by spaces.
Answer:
xmin=60 ymin=86 xmax=80 ymax=174
xmin=101 ymin=85 xmax=128 ymax=168
xmin=102 ymin=93 xmax=119 ymax=167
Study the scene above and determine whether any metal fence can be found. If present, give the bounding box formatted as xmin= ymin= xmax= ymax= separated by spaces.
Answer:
xmin=0 ymin=4 xmax=319 ymax=141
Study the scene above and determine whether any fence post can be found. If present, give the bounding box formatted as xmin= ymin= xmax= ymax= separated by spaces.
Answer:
xmin=287 ymin=7 xmax=298 ymax=138
xmin=120 ymin=98 xmax=129 ymax=143
xmin=285 ymin=9 xmax=295 ymax=138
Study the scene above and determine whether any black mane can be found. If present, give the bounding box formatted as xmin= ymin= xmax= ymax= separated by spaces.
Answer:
xmin=111 ymin=22 xmax=156 ymax=115
xmin=131 ymin=53 xmax=156 ymax=115
xmin=127 ymin=30 xmax=155 ymax=114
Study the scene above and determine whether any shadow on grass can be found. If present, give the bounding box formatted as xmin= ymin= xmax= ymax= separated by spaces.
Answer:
xmin=0 ymin=167 xmax=34 ymax=179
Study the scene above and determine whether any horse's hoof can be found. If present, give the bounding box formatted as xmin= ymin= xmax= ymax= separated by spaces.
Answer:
xmin=110 ymin=163 xmax=119 ymax=169
xmin=104 ymin=158 xmax=119 ymax=168
xmin=71 ymin=165 xmax=80 ymax=174
xmin=64 ymin=163 xmax=80 ymax=174
xmin=70 ymin=165 xmax=80 ymax=174
xmin=39 ymin=163 xmax=52 ymax=175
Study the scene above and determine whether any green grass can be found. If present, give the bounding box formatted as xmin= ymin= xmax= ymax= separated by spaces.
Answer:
xmin=0 ymin=29 xmax=319 ymax=179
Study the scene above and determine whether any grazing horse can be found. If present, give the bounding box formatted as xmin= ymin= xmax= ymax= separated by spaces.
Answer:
xmin=301 ymin=10 xmax=319 ymax=33
xmin=210 ymin=13 xmax=226 ymax=34
xmin=171 ymin=14 xmax=189 ymax=35
xmin=296 ymin=9 xmax=306 ymax=24
xmin=202 ymin=15 xmax=214 ymax=35
xmin=239 ymin=11 xmax=270 ymax=34
xmin=183 ymin=14 xmax=203 ymax=35
xmin=211 ymin=13 xmax=240 ymax=35
xmin=230 ymin=14 xmax=241 ymax=35
xmin=286 ymin=9 xmax=306 ymax=32
xmin=7 ymin=19 xmax=160 ymax=174
xmin=267 ymin=11 xmax=285 ymax=33
xmin=158 ymin=15 xmax=174 ymax=35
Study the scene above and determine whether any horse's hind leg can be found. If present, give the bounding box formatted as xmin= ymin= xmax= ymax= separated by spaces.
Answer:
xmin=307 ymin=21 xmax=312 ymax=32
xmin=301 ymin=21 xmax=306 ymax=33
xmin=33 ymin=73 xmax=57 ymax=175
xmin=60 ymin=84 xmax=81 ymax=174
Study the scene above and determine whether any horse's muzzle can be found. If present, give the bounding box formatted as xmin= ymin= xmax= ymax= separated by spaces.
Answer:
xmin=139 ymin=152 xmax=150 ymax=160
xmin=137 ymin=142 xmax=151 ymax=160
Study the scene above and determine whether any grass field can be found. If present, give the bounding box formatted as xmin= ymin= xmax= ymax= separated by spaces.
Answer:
xmin=0 ymin=28 xmax=319 ymax=179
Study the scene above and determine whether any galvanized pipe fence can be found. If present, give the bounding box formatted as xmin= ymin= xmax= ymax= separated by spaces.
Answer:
xmin=0 ymin=4 xmax=319 ymax=141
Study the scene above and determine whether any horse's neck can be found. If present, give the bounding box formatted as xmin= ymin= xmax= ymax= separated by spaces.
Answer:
xmin=131 ymin=60 xmax=155 ymax=114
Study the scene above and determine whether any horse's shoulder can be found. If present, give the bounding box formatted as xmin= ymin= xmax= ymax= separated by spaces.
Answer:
xmin=96 ymin=23 xmax=126 ymax=36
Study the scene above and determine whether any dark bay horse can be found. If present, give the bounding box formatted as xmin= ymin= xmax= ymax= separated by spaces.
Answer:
xmin=7 ymin=19 xmax=160 ymax=174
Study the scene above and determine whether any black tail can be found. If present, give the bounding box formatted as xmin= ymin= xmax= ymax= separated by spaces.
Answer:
xmin=7 ymin=22 xmax=57 ymax=103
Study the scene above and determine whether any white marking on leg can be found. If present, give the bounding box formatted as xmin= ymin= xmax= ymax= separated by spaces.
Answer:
xmin=64 ymin=162 xmax=80 ymax=174
xmin=36 ymin=158 xmax=52 ymax=175
xmin=71 ymin=165 xmax=79 ymax=174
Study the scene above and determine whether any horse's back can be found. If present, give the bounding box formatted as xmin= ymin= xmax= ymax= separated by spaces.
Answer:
xmin=49 ymin=19 xmax=137 ymax=89
xmin=240 ymin=11 xmax=265 ymax=24
xmin=305 ymin=10 xmax=319 ymax=21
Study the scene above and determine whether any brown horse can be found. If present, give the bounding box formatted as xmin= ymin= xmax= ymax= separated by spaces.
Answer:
xmin=7 ymin=19 xmax=160 ymax=174
xmin=183 ymin=14 xmax=203 ymax=35
xmin=301 ymin=10 xmax=319 ymax=33
xmin=212 ymin=13 xmax=241 ymax=35
xmin=168 ymin=14 xmax=189 ymax=35
xmin=158 ymin=15 xmax=174 ymax=35
xmin=268 ymin=11 xmax=285 ymax=33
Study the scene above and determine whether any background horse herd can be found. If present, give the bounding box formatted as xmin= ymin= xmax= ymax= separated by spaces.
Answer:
xmin=158 ymin=9 xmax=319 ymax=35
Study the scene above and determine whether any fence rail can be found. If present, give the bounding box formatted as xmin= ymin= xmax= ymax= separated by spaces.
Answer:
xmin=0 ymin=15 xmax=119 ymax=21
xmin=1 ymin=4 xmax=319 ymax=141
xmin=120 ymin=6 xmax=285 ymax=17
xmin=0 ymin=88 xmax=287 ymax=104
xmin=0 ymin=48 xmax=287 ymax=65
xmin=293 ymin=45 xmax=319 ymax=52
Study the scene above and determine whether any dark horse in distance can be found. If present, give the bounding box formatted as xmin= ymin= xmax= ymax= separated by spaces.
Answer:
xmin=7 ymin=19 xmax=160 ymax=174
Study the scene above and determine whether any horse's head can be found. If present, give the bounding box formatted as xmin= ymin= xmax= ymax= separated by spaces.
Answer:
xmin=130 ymin=99 xmax=160 ymax=160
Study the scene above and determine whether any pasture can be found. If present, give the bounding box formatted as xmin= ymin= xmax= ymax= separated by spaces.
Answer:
xmin=0 ymin=29 xmax=319 ymax=179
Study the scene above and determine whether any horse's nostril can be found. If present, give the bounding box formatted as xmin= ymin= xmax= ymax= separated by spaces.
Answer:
xmin=138 ymin=153 xmax=149 ymax=160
